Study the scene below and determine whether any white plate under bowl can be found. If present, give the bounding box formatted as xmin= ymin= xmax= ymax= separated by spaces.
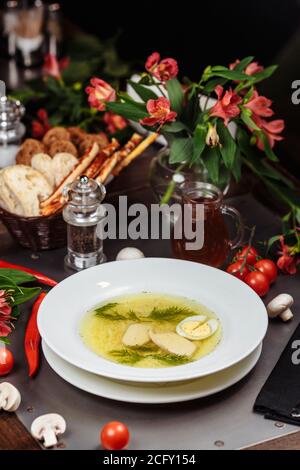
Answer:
xmin=38 ymin=258 xmax=268 ymax=383
xmin=42 ymin=340 xmax=262 ymax=404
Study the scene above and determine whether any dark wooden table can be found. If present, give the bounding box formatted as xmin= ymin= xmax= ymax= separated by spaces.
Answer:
xmin=0 ymin=149 xmax=300 ymax=450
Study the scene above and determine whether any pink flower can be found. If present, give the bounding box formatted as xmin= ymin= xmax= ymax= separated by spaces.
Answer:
xmin=145 ymin=52 xmax=178 ymax=82
xmin=0 ymin=290 xmax=12 ymax=337
xmin=0 ymin=321 xmax=12 ymax=337
xmin=42 ymin=53 xmax=61 ymax=80
xmin=86 ymin=78 xmax=116 ymax=112
xmin=244 ymin=90 xmax=274 ymax=118
xmin=103 ymin=111 xmax=127 ymax=134
xmin=42 ymin=54 xmax=70 ymax=80
xmin=229 ymin=59 xmax=264 ymax=76
xmin=0 ymin=290 xmax=12 ymax=317
xmin=209 ymin=85 xmax=242 ymax=125
xmin=252 ymin=114 xmax=284 ymax=150
xmin=277 ymin=236 xmax=299 ymax=274
xmin=140 ymin=97 xmax=177 ymax=127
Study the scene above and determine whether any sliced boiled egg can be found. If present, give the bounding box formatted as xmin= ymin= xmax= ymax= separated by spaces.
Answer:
xmin=176 ymin=315 xmax=219 ymax=341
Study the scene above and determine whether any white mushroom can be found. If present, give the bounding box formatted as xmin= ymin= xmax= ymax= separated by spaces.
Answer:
xmin=31 ymin=413 xmax=66 ymax=448
xmin=116 ymin=247 xmax=145 ymax=261
xmin=267 ymin=294 xmax=294 ymax=322
xmin=0 ymin=382 xmax=21 ymax=412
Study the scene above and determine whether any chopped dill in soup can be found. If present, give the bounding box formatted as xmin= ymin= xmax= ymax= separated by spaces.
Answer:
xmin=80 ymin=293 xmax=222 ymax=368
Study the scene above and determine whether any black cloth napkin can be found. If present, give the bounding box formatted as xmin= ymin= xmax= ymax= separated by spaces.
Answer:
xmin=254 ymin=322 xmax=300 ymax=426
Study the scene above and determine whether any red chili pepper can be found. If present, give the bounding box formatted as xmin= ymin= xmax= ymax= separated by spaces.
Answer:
xmin=24 ymin=292 xmax=47 ymax=377
xmin=0 ymin=259 xmax=57 ymax=287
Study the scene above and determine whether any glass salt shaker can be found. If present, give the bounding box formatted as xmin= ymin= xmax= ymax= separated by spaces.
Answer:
xmin=0 ymin=93 xmax=25 ymax=167
xmin=63 ymin=176 xmax=106 ymax=271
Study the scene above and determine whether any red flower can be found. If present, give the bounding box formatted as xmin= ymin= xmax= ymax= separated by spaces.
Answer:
xmin=140 ymin=97 xmax=177 ymax=127
xmin=0 ymin=322 xmax=12 ymax=337
xmin=31 ymin=121 xmax=45 ymax=139
xmin=229 ymin=59 xmax=264 ymax=76
xmin=86 ymin=78 xmax=116 ymax=112
xmin=244 ymin=90 xmax=274 ymax=118
xmin=145 ymin=52 xmax=178 ymax=82
xmin=103 ymin=111 xmax=127 ymax=134
xmin=209 ymin=85 xmax=242 ymax=125
xmin=42 ymin=54 xmax=70 ymax=80
xmin=31 ymin=108 xmax=51 ymax=139
xmin=0 ymin=290 xmax=12 ymax=338
xmin=252 ymin=114 xmax=284 ymax=150
xmin=42 ymin=53 xmax=61 ymax=80
xmin=277 ymin=236 xmax=299 ymax=274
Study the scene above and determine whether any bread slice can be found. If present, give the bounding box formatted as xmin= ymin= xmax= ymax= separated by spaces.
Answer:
xmin=52 ymin=153 xmax=78 ymax=187
xmin=31 ymin=153 xmax=55 ymax=189
xmin=0 ymin=165 xmax=52 ymax=217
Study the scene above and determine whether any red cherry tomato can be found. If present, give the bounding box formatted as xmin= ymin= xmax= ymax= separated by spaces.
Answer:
xmin=236 ymin=246 xmax=259 ymax=265
xmin=101 ymin=421 xmax=130 ymax=450
xmin=245 ymin=271 xmax=270 ymax=297
xmin=0 ymin=348 xmax=14 ymax=376
xmin=226 ymin=260 xmax=250 ymax=281
xmin=254 ymin=259 xmax=277 ymax=284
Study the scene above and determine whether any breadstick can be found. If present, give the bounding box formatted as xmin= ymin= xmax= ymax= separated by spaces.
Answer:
xmin=96 ymin=153 xmax=119 ymax=184
xmin=85 ymin=140 xmax=120 ymax=178
xmin=40 ymin=199 xmax=62 ymax=217
xmin=40 ymin=142 xmax=100 ymax=208
xmin=114 ymin=133 xmax=143 ymax=164
xmin=113 ymin=132 xmax=158 ymax=176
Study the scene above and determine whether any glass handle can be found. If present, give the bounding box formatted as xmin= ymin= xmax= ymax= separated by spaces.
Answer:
xmin=221 ymin=205 xmax=244 ymax=250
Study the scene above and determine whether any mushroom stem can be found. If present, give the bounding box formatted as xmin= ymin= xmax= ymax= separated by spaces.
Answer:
xmin=280 ymin=308 xmax=293 ymax=322
xmin=0 ymin=395 xmax=7 ymax=410
xmin=43 ymin=428 xmax=58 ymax=448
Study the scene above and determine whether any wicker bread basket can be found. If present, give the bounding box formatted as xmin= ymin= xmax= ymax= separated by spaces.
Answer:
xmin=0 ymin=207 xmax=67 ymax=251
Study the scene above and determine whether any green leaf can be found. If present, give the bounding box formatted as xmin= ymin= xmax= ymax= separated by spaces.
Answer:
xmin=0 ymin=268 xmax=36 ymax=285
xmin=128 ymin=81 xmax=158 ymax=102
xmin=162 ymin=121 xmax=189 ymax=133
xmin=256 ymin=131 xmax=279 ymax=162
xmin=11 ymin=286 xmax=41 ymax=306
xmin=251 ymin=65 xmax=278 ymax=84
xmin=210 ymin=69 xmax=254 ymax=81
xmin=217 ymin=120 xmax=236 ymax=169
xmin=240 ymin=109 xmax=261 ymax=131
xmin=165 ymin=78 xmax=184 ymax=115
xmin=267 ymin=234 xmax=282 ymax=250
xmin=233 ymin=56 xmax=255 ymax=72
xmin=202 ymin=78 xmax=227 ymax=94
xmin=0 ymin=337 xmax=10 ymax=345
xmin=106 ymin=101 xmax=148 ymax=121
xmin=191 ymin=124 xmax=207 ymax=164
xmin=202 ymin=147 xmax=220 ymax=184
xmin=169 ymin=137 xmax=194 ymax=164
xmin=231 ymin=148 xmax=242 ymax=182
xmin=95 ymin=302 xmax=119 ymax=316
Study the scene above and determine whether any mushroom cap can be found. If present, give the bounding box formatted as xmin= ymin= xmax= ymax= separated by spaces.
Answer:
xmin=267 ymin=293 xmax=294 ymax=318
xmin=116 ymin=247 xmax=145 ymax=261
xmin=0 ymin=382 xmax=21 ymax=412
xmin=31 ymin=413 xmax=66 ymax=439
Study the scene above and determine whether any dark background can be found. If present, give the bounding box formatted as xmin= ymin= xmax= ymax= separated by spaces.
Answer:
xmin=59 ymin=0 xmax=300 ymax=175
xmin=60 ymin=0 xmax=299 ymax=78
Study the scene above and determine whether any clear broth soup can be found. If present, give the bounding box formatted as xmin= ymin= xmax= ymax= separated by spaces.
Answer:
xmin=80 ymin=293 xmax=222 ymax=368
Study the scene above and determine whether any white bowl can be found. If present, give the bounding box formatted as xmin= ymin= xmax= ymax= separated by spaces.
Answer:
xmin=38 ymin=258 xmax=268 ymax=383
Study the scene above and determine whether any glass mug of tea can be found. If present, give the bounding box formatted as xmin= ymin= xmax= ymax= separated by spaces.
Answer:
xmin=172 ymin=182 xmax=244 ymax=268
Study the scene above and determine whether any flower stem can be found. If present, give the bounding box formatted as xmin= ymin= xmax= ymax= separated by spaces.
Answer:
xmin=160 ymin=163 xmax=186 ymax=205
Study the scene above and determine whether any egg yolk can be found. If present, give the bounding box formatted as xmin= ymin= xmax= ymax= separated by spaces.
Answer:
xmin=181 ymin=320 xmax=211 ymax=338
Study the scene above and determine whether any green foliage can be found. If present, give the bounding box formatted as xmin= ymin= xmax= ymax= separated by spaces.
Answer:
xmin=0 ymin=269 xmax=41 ymax=344
xmin=110 ymin=348 xmax=190 ymax=366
